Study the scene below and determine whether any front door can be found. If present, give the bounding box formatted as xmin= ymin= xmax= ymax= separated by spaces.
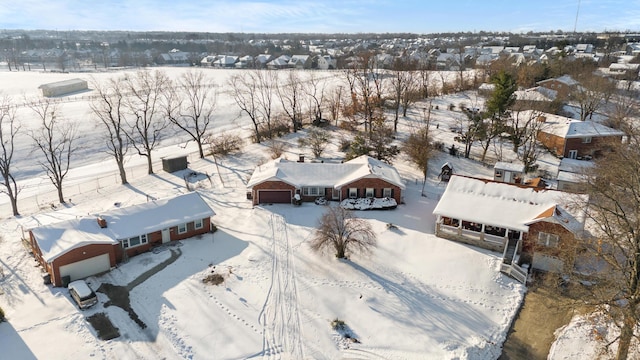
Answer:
xmin=332 ymin=188 xmax=340 ymax=200
xmin=162 ymin=228 xmax=171 ymax=244
xmin=568 ymin=150 xmax=578 ymax=159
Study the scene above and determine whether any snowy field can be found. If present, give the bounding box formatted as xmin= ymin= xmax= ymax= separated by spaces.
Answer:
xmin=0 ymin=67 xmax=603 ymax=359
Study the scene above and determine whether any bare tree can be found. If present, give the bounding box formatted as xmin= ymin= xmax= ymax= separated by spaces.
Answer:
xmin=390 ymin=59 xmax=419 ymax=131
xmin=327 ymin=84 xmax=344 ymax=127
xmin=255 ymin=70 xmax=277 ymax=139
xmin=403 ymin=105 xmax=433 ymax=196
xmin=343 ymin=52 xmax=380 ymax=136
xmin=310 ymin=206 xmax=376 ymax=259
xmin=28 ymin=99 xmax=77 ymax=204
xmin=89 ymin=77 xmax=129 ymax=185
xmin=123 ymin=70 xmax=170 ymax=174
xmin=606 ymin=85 xmax=639 ymax=132
xmin=573 ymin=73 xmax=616 ymax=121
xmin=0 ymin=95 xmax=20 ymax=215
xmin=514 ymin=110 xmax=545 ymax=172
xmin=304 ymin=72 xmax=327 ymax=125
xmin=297 ymin=128 xmax=330 ymax=158
xmin=417 ymin=65 xmax=432 ymax=98
xmin=229 ymin=71 xmax=262 ymax=143
xmin=164 ymin=70 xmax=217 ymax=159
xmin=277 ymin=70 xmax=304 ymax=132
xmin=582 ymin=124 xmax=640 ymax=360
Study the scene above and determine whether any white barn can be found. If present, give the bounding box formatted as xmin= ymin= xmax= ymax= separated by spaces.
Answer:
xmin=38 ymin=78 xmax=88 ymax=97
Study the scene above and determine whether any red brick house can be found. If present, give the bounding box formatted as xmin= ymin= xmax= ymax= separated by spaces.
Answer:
xmin=536 ymin=75 xmax=579 ymax=99
xmin=29 ymin=192 xmax=215 ymax=287
xmin=433 ymin=175 xmax=589 ymax=282
xmin=535 ymin=112 xmax=625 ymax=159
xmin=247 ymin=155 xmax=405 ymax=206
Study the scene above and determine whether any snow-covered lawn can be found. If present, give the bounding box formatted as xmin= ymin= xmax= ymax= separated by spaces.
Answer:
xmin=0 ymin=67 xmax=602 ymax=359
xmin=0 ymin=147 xmax=526 ymax=359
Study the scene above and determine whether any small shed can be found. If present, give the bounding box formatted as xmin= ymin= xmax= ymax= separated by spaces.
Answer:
xmin=38 ymin=78 xmax=88 ymax=97
xmin=439 ymin=162 xmax=454 ymax=182
xmin=494 ymin=162 xmax=525 ymax=184
xmin=162 ymin=155 xmax=188 ymax=173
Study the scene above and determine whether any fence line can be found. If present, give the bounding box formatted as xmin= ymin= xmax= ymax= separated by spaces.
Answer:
xmin=1 ymin=150 xmax=205 ymax=218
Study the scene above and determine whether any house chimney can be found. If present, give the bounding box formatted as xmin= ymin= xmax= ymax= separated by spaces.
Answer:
xmin=537 ymin=115 xmax=547 ymax=122
xmin=97 ymin=217 xmax=107 ymax=228
xmin=298 ymin=154 xmax=305 ymax=163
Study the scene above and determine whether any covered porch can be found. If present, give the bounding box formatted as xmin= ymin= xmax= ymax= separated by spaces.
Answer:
xmin=435 ymin=215 xmax=528 ymax=283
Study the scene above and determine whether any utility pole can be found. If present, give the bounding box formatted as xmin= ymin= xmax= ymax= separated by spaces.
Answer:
xmin=421 ymin=99 xmax=433 ymax=197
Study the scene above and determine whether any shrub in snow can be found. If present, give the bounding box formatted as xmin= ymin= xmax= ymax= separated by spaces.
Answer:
xmin=207 ymin=132 xmax=243 ymax=156
xmin=202 ymin=273 xmax=225 ymax=286
xmin=331 ymin=318 xmax=346 ymax=331
xmin=331 ymin=318 xmax=360 ymax=343
xmin=266 ymin=141 xmax=288 ymax=159
xmin=0 ymin=306 xmax=4 ymax=322
xmin=340 ymin=197 xmax=398 ymax=210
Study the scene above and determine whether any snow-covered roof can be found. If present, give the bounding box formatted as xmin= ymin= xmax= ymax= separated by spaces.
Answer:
xmin=537 ymin=112 xmax=625 ymax=138
xmin=247 ymin=155 xmax=405 ymax=190
xmin=38 ymin=78 xmax=87 ymax=90
xmin=31 ymin=217 xmax=118 ymax=263
xmin=558 ymin=158 xmax=595 ymax=174
xmin=101 ymin=192 xmax=215 ymax=239
xmin=433 ymin=175 xmax=587 ymax=233
xmin=30 ymin=192 xmax=215 ymax=263
xmin=514 ymin=87 xmax=557 ymax=102
xmin=495 ymin=162 xmax=524 ymax=172
xmin=538 ymin=75 xmax=579 ymax=87
xmin=557 ymin=170 xmax=588 ymax=183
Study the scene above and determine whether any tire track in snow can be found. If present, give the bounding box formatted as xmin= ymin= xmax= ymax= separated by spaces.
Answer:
xmin=259 ymin=213 xmax=304 ymax=359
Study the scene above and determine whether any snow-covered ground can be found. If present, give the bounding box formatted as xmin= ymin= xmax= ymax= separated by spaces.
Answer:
xmin=0 ymin=146 xmax=527 ymax=359
xmin=0 ymin=67 xmax=604 ymax=359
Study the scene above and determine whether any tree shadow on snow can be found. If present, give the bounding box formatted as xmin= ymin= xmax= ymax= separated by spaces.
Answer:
xmin=346 ymin=261 xmax=495 ymax=345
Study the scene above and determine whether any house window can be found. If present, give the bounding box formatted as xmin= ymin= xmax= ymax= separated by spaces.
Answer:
xmin=365 ymin=188 xmax=375 ymax=198
xmin=178 ymin=223 xmax=187 ymax=234
xmin=348 ymin=188 xmax=358 ymax=198
xmin=122 ymin=234 xmax=148 ymax=249
xmin=582 ymin=137 xmax=592 ymax=144
xmin=194 ymin=219 xmax=204 ymax=230
xmin=495 ymin=170 xmax=503 ymax=178
xmin=537 ymin=232 xmax=559 ymax=247
xmin=383 ymin=188 xmax=392 ymax=198
xmin=302 ymin=187 xmax=324 ymax=196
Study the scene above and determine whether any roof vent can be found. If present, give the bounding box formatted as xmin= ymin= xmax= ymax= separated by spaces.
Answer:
xmin=97 ymin=217 xmax=107 ymax=228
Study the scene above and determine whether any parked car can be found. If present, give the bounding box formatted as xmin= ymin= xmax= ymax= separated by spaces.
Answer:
xmin=68 ymin=280 xmax=98 ymax=310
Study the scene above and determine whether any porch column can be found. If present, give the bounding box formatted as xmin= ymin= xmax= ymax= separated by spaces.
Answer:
xmin=480 ymin=224 xmax=485 ymax=241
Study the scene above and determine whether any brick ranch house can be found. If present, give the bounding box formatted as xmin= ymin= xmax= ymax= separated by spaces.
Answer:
xmin=536 ymin=75 xmax=580 ymax=100
xmin=29 ymin=192 xmax=215 ymax=287
xmin=246 ymin=155 xmax=405 ymax=206
xmin=433 ymin=175 xmax=589 ymax=283
xmin=535 ymin=111 xmax=625 ymax=159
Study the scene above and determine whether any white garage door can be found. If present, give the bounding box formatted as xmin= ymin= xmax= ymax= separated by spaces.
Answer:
xmin=59 ymin=253 xmax=111 ymax=282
